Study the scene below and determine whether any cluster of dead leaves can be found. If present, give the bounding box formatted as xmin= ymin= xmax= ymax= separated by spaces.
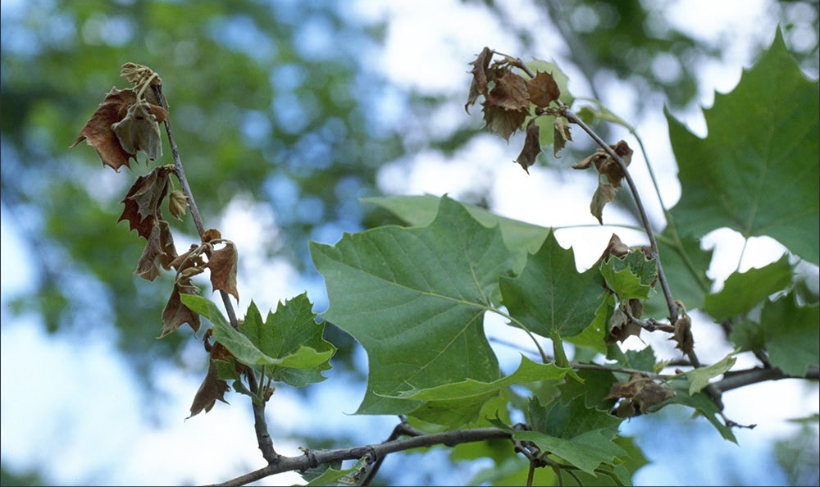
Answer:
xmin=73 ymin=64 xmax=245 ymax=417
xmin=607 ymin=374 xmax=676 ymax=418
xmin=465 ymin=47 xmax=571 ymax=173
xmin=72 ymin=63 xmax=167 ymax=171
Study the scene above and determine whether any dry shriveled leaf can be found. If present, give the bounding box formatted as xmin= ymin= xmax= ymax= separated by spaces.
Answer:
xmin=526 ymin=71 xmax=561 ymax=107
xmin=607 ymin=306 xmax=641 ymax=344
xmin=135 ymin=220 xmax=177 ymax=281
xmin=168 ymin=190 xmax=188 ymax=220
xmin=515 ymin=119 xmax=541 ymax=173
xmin=591 ymin=182 xmax=617 ymax=225
xmin=465 ymin=47 xmax=493 ymax=112
xmin=553 ymin=116 xmax=572 ymax=158
xmin=672 ymin=312 xmax=694 ymax=355
xmin=205 ymin=241 xmax=239 ymax=302
xmin=482 ymin=105 xmax=529 ymax=141
xmin=574 ymin=141 xmax=633 ymax=223
xmin=161 ymin=280 xmax=201 ymax=338
xmin=188 ymin=357 xmax=230 ymax=418
xmin=600 ymin=234 xmax=629 ymax=261
xmin=486 ymin=72 xmax=530 ymax=111
xmin=112 ymin=102 xmax=163 ymax=161
xmin=118 ymin=166 xmax=173 ymax=239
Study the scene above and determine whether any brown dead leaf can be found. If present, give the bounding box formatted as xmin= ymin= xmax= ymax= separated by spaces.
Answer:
xmin=591 ymin=182 xmax=617 ymax=225
xmin=112 ymin=101 xmax=163 ymax=161
xmin=118 ymin=166 xmax=172 ymax=239
xmin=188 ymin=357 xmax=230 ymax=418
xmin=672 ymin=312 xmax=694 ymax=355
xmin=202 ymin=228 xmax=222 ymax=243
xmin=606 ymin=306 xmax=641 ymax=344
xmin=553 ymin=117 xmax=572 ymax=158
xmin=526 ymin=71 xmax=561 ymax=107
xmin=168 ymin=190 xmax=188 ymax=220
xmin=465 ymin=47 xmax=493 ymax=113
xmin=600 ymin=233 xmax=629 ymax=262
xmin=635 ymin=381 xmax=676 ymax=413
xmin=482 ymin=105 xmax=529 ymax=141
xmin=160 ymin=279 xmax=201 ymax=338
xmin=486 ymin=72 xmax=530 ymax=111
xmin=135 ymin=220 xmax=178 ymax=281
xmin=515 ymin=119 xmax=541 ymax=173
xmin=205 ymin=241 xmax=239 ymax=302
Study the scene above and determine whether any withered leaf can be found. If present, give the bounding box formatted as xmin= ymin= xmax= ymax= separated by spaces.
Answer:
xmin=591 ymin=181 xmax=617 ymax=225
xmin=72 ymin=87 xmax=168 ymax=171
xmin=600 ymin=233 xmax=629 ymax=262
xmin=160 ymin=280 xmax=201 ymax=338
xmin=634 ymin=381 xmax=676 ymax=413
xmin=672 ymin=312 xmax=694 ymax=355
xmin=202 ymin=228 xmax=222 ymax=243
xmin=465 ymin=47 xmax=493 ymax=113
xmin=606 ymin=306 xmax=641 ymax=344
xmin=205 ymin=241 xmax=239 ymax=302
xmin=168 ymin=190 xmax=188 ymax=220
xmin=482 ymin=105 xmax=529 ymax=141
xmin=515 ymin=119 xmax=541 ymax=173
xmin=485 ymin=72 xmax=530 ymax=111
xmin=188 ymin=357 xmax=230 ymax=418
xmin=526 ymin=71 xmax=561 ymax=107
xmin=553 ymin=116 xmax=572 ymax=158
xmin=72 ymin=87 xmax=137 ymax=171
xmin=112 ymin=101 xmax=163 ymax=161
xmin=607 ymin=375 xmax=676 ymax=415
xmin=118 ymin=166 xmax=172 ymax=239
xmin=135 ymin=220 xmax=178 ymax=281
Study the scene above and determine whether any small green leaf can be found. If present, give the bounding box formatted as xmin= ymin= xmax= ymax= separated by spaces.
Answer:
xmin=683 ymin=353 xmax=737 ymax=395
xmin=514 ymin=428 xmax=626 ymax=475
xmin=500 ymin=232 xmax=605 ymax=338
xmin=704 ymin=254 xmax=792 ymax=319
xmin=600 ymin=251 xmax=657 ymax=300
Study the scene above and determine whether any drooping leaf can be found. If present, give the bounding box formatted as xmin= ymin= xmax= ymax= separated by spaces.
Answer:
xmin=500 ymin=232 xmax=605 ymax=338
xmin=118 ymin=166 xmax=173 ymax=239
xmin=188 ymin=357 xmax=229 ymax=418
xmin=311 ymin=196 xmax=517 ymax=415
xmin=482 ymin=104 xmax=529 ymax=141
xmin=515 ymin=119 xmax=541 ymax=173
xmin=205 ymin=241 xmax=239 ymax=302
xmin=553 ymin=116 xmax=572 ymax=158
xmin=160 ymin=278 xmax=201 ymax=338
xmin=683 ymin=352 xmax=737 ymax=395
xmin=112 ymin=101 xmax=163 ymax=161
xmin=667 ymin=31 xmax=820 ymax=264
xmin=135 ymin=220 xmax=177 ymax=281
xmin=704 ymin=253 xmax=792 ymax=320
xmin=465 ymin=47 xmax=493 ymax=113
xmin=590 ymin=181 xmax=617 ymax=224
xmin=525 ymin=71 xmax=561 ymax=107
xmin=168 ymin=189 xmax=188 ymax=220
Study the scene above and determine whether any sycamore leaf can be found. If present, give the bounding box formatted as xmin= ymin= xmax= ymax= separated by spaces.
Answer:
xmin=465 ymin=47 xmax=493 ymax=113
xmin=590 ymin=181 xmax=617 ymax=225
xmin=160 ymin=279 xmax=201 ymax=338
xmin=135 ymin=220 xmax=177 ymax=281
xmin=667 ymin=31 xmax=820 ymax=264
xmin=525 ymin=60 xmax=573 ymax=106
xmin=500 ymin=232 xmax=605 ymax=338
xmin=72 ymin=87 xmax=168 ymax=171
xmin=671 ymin=312 xmax=694 ymax=354
xmin=181 ymin=294 xmax=334 ymax=370
xmin=386 ymin=357 xmax=568 ymax=427
xmin=112 ymin=101 xmax=163 ymax=161
xmin=607 ymin=375 xmax=676 ymax=414
xmin=646 ymin=230 xmax=713 ymax=314
xmin=239 ymin=295 xmax=336 ymax=387
xmin=704 ymin=253 xmax=792 ymax=320
xmin=362 ymin=194 xmax=550 ymax=256
xmin=188 ymin=357 xmax=229 ymax=418
xmin=205 ymin=241 xmax=239 ymax=302
xmin=553 ymin=116 xmax=572 ymax=158
xmin=526 ymin=71 xmax=561 ymax=107
xmin=683 ymin=353 xmax=737 ymax=395
xmin=606 ymin=306 xmax=641 ymax=345
xmin=118 ymin=166 xmax=173 ymax=239
xmin=311 ymin=196 xmax=516 ymax=415
xmin=663 ymin=379 xmax=737 ymax=442
xmin=600 ymin=250 xmax=657 ymax=301
xmin=482 ymin=104 xmax=529 ymax=141
xmin=515 ymin=119 xmax=541 ymax=173
xmin=168 ymin=189 xmax=188 ymax=220
xmin=760 ymin=292 xmax=819 ymax=376
xmin=486 ymin=72 xmax=530 ymax=111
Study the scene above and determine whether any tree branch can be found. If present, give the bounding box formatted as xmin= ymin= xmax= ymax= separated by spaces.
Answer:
xmin=715 ymin=366 xmax=820 ymax=393
xmin=152 ymin=82 xmax=278 ymax=463
xmin=210 ymin=426 xmax=513 ymax=486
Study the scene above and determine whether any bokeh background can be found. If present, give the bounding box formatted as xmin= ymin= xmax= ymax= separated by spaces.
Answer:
xmin=2 ymin=0 xmax=818 ymax=485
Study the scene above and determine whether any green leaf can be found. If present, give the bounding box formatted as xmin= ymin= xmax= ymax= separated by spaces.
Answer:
xmin=311 ymin=196 xmax=516 ymax=415
xmin=302 ymin=465 xmax=358 ymax=486
xmin=683 ymin=353 xmax=737 ymax=395
xmin=241 ymin=295 xmax=336 ymax=387
xmin=663 ymin=380 xmax=737 ymax=442
xmin=600 ymin=251 xmax=657 ymax=301
xmin=500 ymin=232 xmax=605 ymax=338
xmin=181 ymin=295 xmax=334 ymax=372
xmin=514 ymin=428 xmax=626 ymax=475
xmin=704 ymin=254 xmax=792 ymax=319
xmin=667 ymin=30 xmax=820 ymax=264
xmin=386 ymin=356 xmax=568 ymax=427
xmin=362 ymin=194 xmax=549 ymax=255
xmin=761 ymin=292 xmax=819 ymax=376
xmin=650 ymin=230 xmax=713 ymax=312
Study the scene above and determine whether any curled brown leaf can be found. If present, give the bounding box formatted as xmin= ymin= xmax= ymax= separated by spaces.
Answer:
xmin=515 ymin=119 xmax=541 ymax=173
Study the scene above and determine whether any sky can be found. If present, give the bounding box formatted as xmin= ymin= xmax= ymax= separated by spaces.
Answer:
xmin=1 ymin=0 xmax=818 ymax=485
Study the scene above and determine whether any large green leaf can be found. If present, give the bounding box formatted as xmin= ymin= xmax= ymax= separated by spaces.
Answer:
xmin=704 ymin=253 xmax=792 ymax=320
xmin=500 ymin=232 xmax=605 ymax=338
xmin=386 ymin=357 xmax=569 ymax=427
xmin=649 ymin=230 xmax=713 ymax=313
xmin=310 ymin=196 xmax=517 ymax=415
xmin=667 ymin=30 xmax=820 ymax=264
xmin=362 ymin=194 xmax=550 ymax=255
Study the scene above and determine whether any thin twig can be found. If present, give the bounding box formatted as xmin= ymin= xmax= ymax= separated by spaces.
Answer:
xmin=152 ymin=82 xmax=278 ymax=464
xmin=209 ymin=427 xmax=514 ymax=486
